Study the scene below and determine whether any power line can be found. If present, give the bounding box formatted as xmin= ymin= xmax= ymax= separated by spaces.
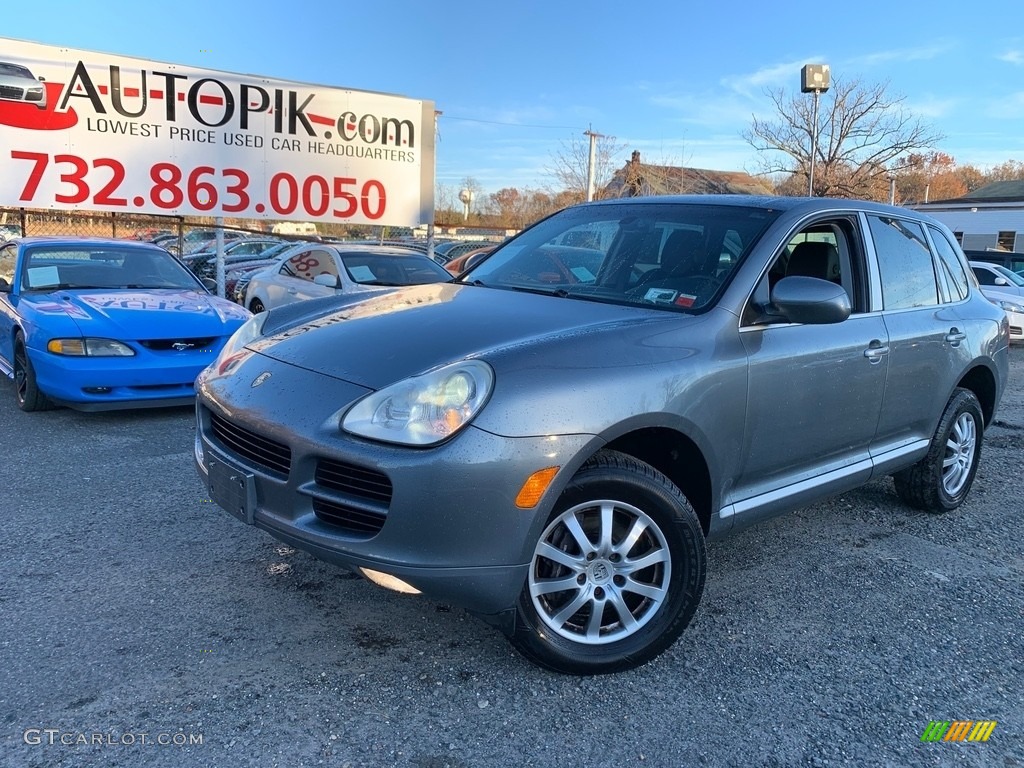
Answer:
xmin=439 ymin=114 xmax=584 ymax=131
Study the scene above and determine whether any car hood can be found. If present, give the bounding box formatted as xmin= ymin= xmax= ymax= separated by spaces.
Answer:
xmin=20 ymin=288 xmax=251 ymax=338
xmin=981 ymin=287 xmax=1024 ymax=307
xmin=248 ymin=282 xmax=707 ymax=390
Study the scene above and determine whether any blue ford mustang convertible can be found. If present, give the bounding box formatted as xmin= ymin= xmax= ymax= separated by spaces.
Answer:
xmin=0 ymin=237 xmax=251 ymax=411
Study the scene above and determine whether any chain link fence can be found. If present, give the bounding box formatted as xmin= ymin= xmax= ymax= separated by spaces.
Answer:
xmin=0 ymin=206 xmax=407 ymax=249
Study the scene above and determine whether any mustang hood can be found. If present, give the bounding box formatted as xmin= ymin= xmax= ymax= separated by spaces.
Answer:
xmin=21 ymin=289 xmax=250 ymax=339
xmin=248 ymin=283 xmax=698 ymax=389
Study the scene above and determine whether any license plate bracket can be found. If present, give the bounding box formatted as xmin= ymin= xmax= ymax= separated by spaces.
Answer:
xmin=207 ymin=456 xmax=256 ymax=525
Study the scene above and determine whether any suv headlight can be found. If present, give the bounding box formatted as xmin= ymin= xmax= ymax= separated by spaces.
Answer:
xmin=343 ymin=359 xmax=494 ymax=446
xmin=996 ymin=298 xmax=1024 ymax=313
xmin=47 ymin=338 xmax=135 ymax=356
xmin=211 ymin=312 xmax=266 ymax=375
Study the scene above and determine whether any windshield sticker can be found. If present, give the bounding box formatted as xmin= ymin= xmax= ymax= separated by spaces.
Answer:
xmin=570 ymin=266 xmax=597 ymax=283
xmin=674 ymin=293 xmax=697 ymax=308
xmin=644 ymin=288 xmax=678 ymax=304
xmin=349 ymin=265 xmax=376 ymax=282
xmin=26 ymin=266 xmax=60 ymax=288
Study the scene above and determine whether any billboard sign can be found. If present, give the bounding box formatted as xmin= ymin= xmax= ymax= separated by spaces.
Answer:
xmin=0 ymin=37 xmax=435 ymax=226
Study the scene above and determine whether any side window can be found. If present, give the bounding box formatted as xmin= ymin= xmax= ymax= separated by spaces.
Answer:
xmin=0 ymin=244 xmax=16 ymax=285
xmin=929 ymin=227 xmax=969 ymax=302
xmin=970 ymin=266 xmax=996 ymax=286
xmin=280 ymin=249 xmax=336 ymax=282
xmin=867 ymin=216 xmax=938 ymax=310
xmin=743 ymin=218 xmax=863 ymax=325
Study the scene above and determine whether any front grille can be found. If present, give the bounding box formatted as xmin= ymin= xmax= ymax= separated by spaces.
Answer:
xmin=139 ymin=337 xmax=217 ymax=351
xmin=210 ymin=412 xmax=291 ymax=476
xmin=312 ymin=498 xmax=387 ymax=537
xmin=315 ymin=459 xmax=393 ymax=504
xmin=0 ymin=85 xmax=24 ymax=99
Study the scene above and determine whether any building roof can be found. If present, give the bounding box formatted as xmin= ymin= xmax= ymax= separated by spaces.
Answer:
xmin=603 ymin=151 xmax=774 ymax=198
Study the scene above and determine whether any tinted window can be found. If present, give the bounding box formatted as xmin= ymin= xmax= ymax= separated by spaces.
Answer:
xmin=970 ymin=266 xmax=997 ymax=286
xmin=868 ymin=216 xmax=938 ymax=310
xmin=929 ymin=227 xmax=969 ymax=301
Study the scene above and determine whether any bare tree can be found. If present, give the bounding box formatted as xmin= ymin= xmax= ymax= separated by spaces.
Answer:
xmin=547 ymin=133 xmax=626 ymax=202
xmin=984 ymin=159 xmax=1024 ymax=182
xmin=744 ymin=77 xmax=943 ymax=199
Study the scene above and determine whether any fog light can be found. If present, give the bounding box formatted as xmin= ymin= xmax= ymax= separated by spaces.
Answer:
xmin=359 ymin=568 xmax=421 ymax=595
xmin=83 ymin=386 xmax=112 ymax=394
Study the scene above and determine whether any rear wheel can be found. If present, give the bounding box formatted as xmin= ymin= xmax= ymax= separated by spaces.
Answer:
xmin=510 ymin=450 xmax=706 ymax=675
xmin=893 ymin=388 xmax=983 ymax=513
xmin=13 ymin=334 xmax=53 ymax=412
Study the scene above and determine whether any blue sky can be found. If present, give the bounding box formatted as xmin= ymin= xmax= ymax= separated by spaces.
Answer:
xmin=7 ymin=0 xmax=1024 ymax=196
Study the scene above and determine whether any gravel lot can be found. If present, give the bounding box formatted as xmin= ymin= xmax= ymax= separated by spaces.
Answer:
xmin=1 ymin=348 xmax=1021 ymax=768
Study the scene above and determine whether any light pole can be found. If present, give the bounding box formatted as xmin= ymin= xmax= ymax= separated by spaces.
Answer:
xmin=801 ymin=64 xmax=830 ymax=197
xmin=888 ymin=170 xmax=897 ymax=205
xmin=584 ymin=128 xmax=604 ymax=201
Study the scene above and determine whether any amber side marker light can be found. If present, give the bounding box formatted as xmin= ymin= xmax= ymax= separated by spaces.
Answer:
xmin=515 ymin=467 xmax=560 ymax=509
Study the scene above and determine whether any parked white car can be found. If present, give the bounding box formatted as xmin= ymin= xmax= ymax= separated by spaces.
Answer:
xmin=970 ymin=261 xmax=1024 ymax=297
xmin=243 ymin=243 xmax=452 ymax=313
xmin=982 ymin=288 xmax=1024 ymax=343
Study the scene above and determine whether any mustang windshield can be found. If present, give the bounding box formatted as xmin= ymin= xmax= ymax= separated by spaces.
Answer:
xmin=463 ymin=202 xmax=781 ymax=312
xmin=21 ymin=246 xmax=205 ymax=291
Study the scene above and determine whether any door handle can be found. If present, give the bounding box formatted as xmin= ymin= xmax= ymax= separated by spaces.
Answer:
xmin=287 ymin=288 xmax=298 ymax=294
xmin=945 ymin=327 xmax=966 ymax=346
xmin=863 ymin=340 xmax=889 ymax=363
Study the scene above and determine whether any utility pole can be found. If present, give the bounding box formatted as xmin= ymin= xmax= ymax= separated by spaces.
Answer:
xmin=584 ymin=128 xmax=604 ymax=201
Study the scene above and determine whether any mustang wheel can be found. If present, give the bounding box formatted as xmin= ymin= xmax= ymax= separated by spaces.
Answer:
xmin=13 ymin=334 xmax=53 ymax=412
xmin=511 ymin=449 xmax=706 ymax=674
xmin=249 ymin=298 xmax=266 ymax=314
xmin=894 ymin=387 xmax=984 ymax=513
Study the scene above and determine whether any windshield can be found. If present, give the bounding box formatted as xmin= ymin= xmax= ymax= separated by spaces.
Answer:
xmin=462 ymin=201 xmax=780 ymax=312
xmin=21 ymin=245 xmax=206 ymax=291
xmin=994 ymin=264 xmax=1024 ymax=286
xmin=339 ymin=251 xmax=452 ymax=286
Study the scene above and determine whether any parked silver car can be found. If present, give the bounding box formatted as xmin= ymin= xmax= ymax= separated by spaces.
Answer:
xmin=0 ymin=61 xmax=46 ymax=109
xmin=242 ymin=243 xmax=452 ymax=313
xmin=195 ymin=196 xmax=1009 ymax=674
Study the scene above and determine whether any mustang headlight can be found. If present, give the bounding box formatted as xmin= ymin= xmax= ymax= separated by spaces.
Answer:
xmin=343 ymin=360 xmax=494 ymax=446
xmin=211 ymin=312 xmax=267 ymax=375
xmin=996 ymin=298 xmax=1024 ymax=313
xmin=47 ymin=338 xmax=135 ymax=356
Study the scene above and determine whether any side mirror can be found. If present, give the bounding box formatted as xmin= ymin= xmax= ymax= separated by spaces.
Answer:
xmin=771 ymin=276 xmax=851 ymax=325
xmin=313 ymin=273 xmax=340 ymax=288
xmin=38 ymin=76 xmax=46 ymax=82
xmin=201 ymin=277 xmax=217 ymax=292
xmin=994 ymin=277 xmax=1008 ymax=286
xmin=0 ymin=277 xmax=10 ymax=292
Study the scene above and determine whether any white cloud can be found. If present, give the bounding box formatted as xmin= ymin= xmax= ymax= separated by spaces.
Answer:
xmin=844 ymin=41 xmax=954 ymax=69
xmin=998 ymin=50 xmax=1024 ymax=65
xmin=982 ymin=91 xmax=1024 ymax=119
xmin=720 ymin=58 xmax=822 ymax=98
xmin=905 ymin=96 xmax=957 ymax=119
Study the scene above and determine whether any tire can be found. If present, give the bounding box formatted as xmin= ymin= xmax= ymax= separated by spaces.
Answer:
xmin=13 ymin=334 xmax=54 ymax=412
xmin=248 ymin=297 xmax=266 ymax=314
xmin=893 ymin=388 xmax=984 ymax=513
xmin=510 ymin=449 xmax=706 ymax=675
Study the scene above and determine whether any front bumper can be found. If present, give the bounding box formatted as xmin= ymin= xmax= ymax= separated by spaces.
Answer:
xmin=28 ymin=343 xmax=223 ymax=409
xmin=194 ymin=352 xmax=599 ymax=616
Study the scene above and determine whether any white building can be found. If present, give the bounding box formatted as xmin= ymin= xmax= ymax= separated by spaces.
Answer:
xmin=913 ymin=181 xmax=1024 ymax=252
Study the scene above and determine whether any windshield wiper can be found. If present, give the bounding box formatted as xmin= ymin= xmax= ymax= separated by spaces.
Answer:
xmin=28 ymin=283 xmax=119 ymax=291
xmin=502 ymin=284 xmax=571 ymax=298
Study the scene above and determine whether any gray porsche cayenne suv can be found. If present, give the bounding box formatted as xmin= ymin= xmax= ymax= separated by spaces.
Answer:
xmin=195 ymin=196 xmax=1009 ymax=674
